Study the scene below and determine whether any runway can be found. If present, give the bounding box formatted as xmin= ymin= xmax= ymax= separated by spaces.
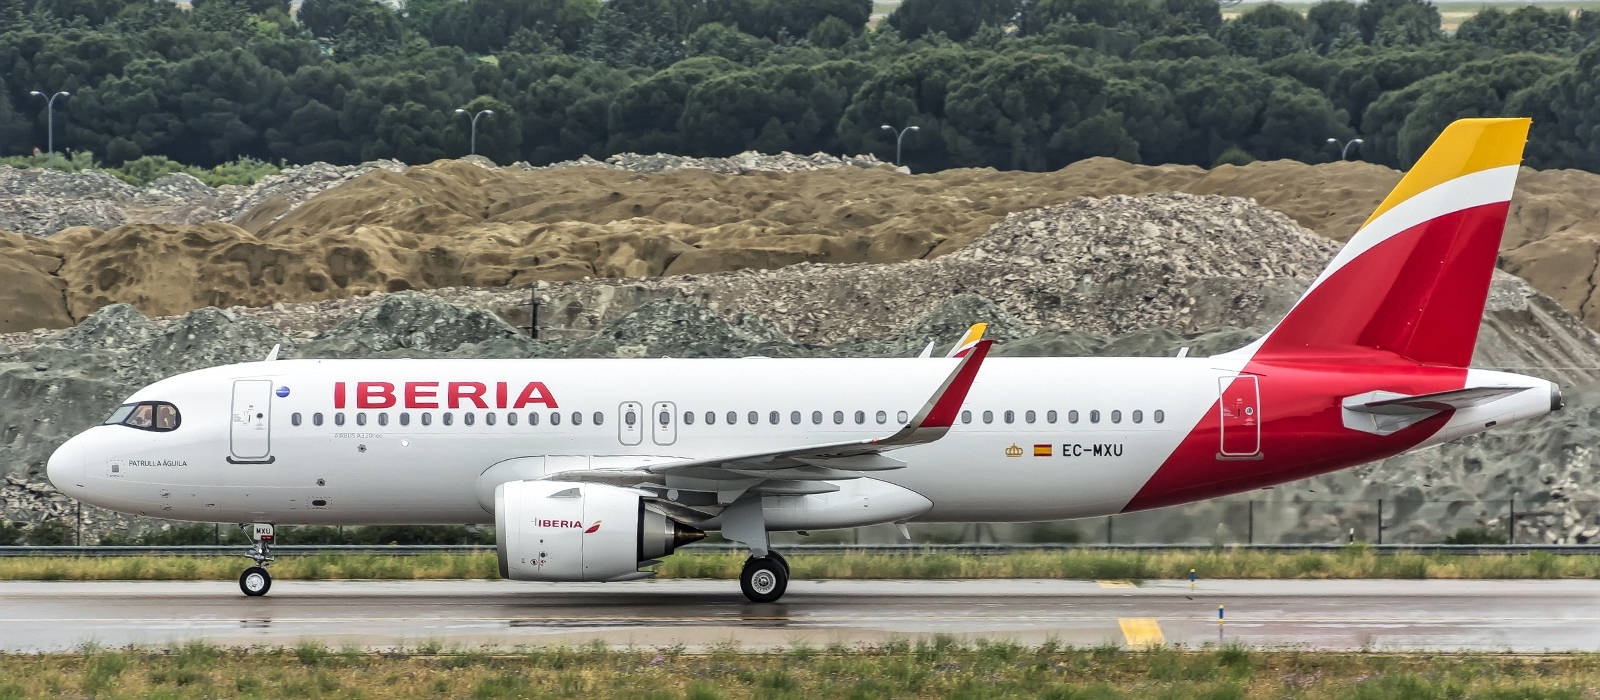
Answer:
xmin=2 ymin=579 xmax=1598 ymax=652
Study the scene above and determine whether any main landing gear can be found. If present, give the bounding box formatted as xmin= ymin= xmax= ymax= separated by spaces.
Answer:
xmin=239 ymin=523 xmax=275 ymax=597
xmin=740 ymin=551 xmax=789 ymax=603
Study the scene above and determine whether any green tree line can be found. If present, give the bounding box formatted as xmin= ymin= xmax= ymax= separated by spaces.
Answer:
xmin=2 ymin=0 xmax=1598 ymax=173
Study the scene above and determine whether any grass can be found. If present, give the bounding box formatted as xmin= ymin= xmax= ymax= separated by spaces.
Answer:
xmin=1 ymin=546 xmax=1599 ymax=581
xmin=3 ymin=641 xmax=1600 ymax=698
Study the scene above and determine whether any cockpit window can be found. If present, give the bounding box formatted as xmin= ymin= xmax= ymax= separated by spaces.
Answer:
xmin=104 ymin=401 xmax=181 ymax=432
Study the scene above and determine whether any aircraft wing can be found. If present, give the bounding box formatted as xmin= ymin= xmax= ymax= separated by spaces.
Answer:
xmin=542 ymin=339 xmax=991 ymax=496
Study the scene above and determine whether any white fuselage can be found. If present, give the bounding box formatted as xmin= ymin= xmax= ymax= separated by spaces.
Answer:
xmin=47 ymin=355 xmax=1554 ymax=528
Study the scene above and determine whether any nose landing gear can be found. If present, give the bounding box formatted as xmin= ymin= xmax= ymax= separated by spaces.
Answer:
xmin=239 ymin=523 xmax=275 ymax=597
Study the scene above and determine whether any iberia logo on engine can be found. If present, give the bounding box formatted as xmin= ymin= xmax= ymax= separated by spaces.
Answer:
xmin=535 ymin=519 xmax=602 ymax=533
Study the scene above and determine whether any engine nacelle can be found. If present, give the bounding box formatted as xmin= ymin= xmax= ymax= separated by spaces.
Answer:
xmin=495 ymin=480 xmax=704 ymax=581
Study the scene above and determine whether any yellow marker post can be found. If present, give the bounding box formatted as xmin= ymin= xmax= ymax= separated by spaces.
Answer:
xmin=1189 ymin=568 xmax=1196 ymax=591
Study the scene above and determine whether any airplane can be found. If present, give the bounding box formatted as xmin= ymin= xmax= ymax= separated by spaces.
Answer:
xmin=45 ymin=118 xmax=1560 ymax=602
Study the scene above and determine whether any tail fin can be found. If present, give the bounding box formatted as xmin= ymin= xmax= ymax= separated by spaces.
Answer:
xmin=1242 ymin=118 xmax=1530 ymax=367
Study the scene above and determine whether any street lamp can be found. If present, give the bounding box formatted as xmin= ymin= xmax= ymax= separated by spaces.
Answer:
xmin=880 ymin=123 xmax=920 ymax=168
xmin=454 ymin=108 xmax=494 ymax=157
xmin=1326 ymin=137 xmax=1364 ymax=161
xmin=29 ymin=90 xmax=70 ymax=167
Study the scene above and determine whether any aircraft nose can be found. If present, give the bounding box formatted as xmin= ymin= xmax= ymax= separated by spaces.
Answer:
xmin=46 ymin=436 xmax=85 ymax=493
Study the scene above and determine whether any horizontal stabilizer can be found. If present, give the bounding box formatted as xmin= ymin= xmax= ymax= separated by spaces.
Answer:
xmin=1342 ymin=386 xmax=1532 ymax=435
xmin=1349 ymin=386 xmax=1532 ymax=415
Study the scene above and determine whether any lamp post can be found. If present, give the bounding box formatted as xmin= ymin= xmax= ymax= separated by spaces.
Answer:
xmin=29 ymin=90 xmax=70 ymax=167
xmin=1326 ymin=137 xmax=1364 ymax=161
xmin=880 ymin=123 xmax=919 ymax=167
xmin=454 ymin=108 xmax=494 ymax=156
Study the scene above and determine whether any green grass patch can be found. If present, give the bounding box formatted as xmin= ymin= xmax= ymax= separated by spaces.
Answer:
xmin=2 ymin=643 xmax=1600 ymax=698
xmin=3 ymin=546 xmax=1600 ymax=581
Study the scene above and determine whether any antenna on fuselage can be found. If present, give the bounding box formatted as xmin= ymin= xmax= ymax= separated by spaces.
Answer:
xmin=264 ymin=344 xmax=280 ymax=362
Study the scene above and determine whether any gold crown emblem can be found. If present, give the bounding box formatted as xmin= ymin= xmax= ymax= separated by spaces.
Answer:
xmin=1005 ymin=444 xmax=1023 ymax=457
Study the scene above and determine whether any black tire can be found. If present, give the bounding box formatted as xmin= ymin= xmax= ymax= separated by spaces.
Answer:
xmin=240 ymin=566 xmax=272 ymax=597
xmin=740 ymin=556 xmax=787 ymax=603
xmin=769 ymin=550 xmax=789 ymax=577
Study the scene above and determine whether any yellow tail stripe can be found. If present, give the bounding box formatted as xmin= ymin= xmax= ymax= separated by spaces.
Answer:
xmin=1361 ymin=118 xmax=1530 ymax=229
xmin=961 ymin=323 xmax=988 ymax=347
xmin=1118 ymin=617 xmax=1165 ymax=647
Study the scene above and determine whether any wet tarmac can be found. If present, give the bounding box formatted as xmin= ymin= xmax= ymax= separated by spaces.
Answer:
xmin=2 ymin=578 xmax=1597 ymax=652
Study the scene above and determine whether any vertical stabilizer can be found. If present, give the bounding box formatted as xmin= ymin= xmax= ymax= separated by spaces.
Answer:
xmin=1239 ymin=118 xmax=1530 ymax=367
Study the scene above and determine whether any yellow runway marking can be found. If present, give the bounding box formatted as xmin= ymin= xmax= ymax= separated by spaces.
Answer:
xmin=1119 ymin=618 xmax=1164 ymax=648
xmin=1096 ymin=580 xmax=1135 ymax=589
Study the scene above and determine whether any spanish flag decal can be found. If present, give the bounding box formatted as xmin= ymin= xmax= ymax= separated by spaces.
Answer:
xmin=1033 ymin=444 xmax=1052 ymax=457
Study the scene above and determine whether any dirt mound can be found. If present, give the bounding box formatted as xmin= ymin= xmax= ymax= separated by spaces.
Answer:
xmin=9 ymin=154 xmax=1600 ymax=335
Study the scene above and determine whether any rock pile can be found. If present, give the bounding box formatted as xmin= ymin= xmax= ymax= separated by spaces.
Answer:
xmin=542 ymin=150 xmax=889 ymax=174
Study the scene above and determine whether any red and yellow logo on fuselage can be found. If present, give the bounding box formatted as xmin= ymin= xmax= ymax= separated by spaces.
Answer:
xmin=333 ymin=381 xmax=559 ymax=410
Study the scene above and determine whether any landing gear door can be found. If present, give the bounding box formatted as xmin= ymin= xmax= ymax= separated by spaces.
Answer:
xmin=619 ymin=401 xmax=643 ymax=446
xmin=230 ymin=379 xmax=273 ymax=462
xmin=1217 ymin=375 xmax=1260 ymax=458
xmin=651 ymin=401 xmax=677 ymax=446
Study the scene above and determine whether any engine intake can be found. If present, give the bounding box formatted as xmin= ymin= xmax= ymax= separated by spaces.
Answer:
xmin=495 ymin=480 xmax=703 ymax=581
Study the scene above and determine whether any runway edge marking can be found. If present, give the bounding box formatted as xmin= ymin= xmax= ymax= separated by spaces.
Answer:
xmin=1119 ymin=618 xmax=1165 ymax=648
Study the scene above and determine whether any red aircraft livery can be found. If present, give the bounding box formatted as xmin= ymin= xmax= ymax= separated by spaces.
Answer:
xmin=333 ymin=381 xmax=560 ymax=410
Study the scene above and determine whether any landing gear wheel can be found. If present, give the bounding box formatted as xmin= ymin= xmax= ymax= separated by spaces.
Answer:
xmin=239 ymin=566 xmax=272 ymax=597
xmin=740 ymin=556 xmax=788 ymax=603
xmin=768 ymin=550 xmax=789 ymax=577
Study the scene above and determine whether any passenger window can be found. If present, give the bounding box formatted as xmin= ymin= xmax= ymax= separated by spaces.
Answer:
xmin=705 ymin=411 xmax=715 ymax=425
xmin=551 ymin=412 xmax=562 ymax=426
xmin=593 ymin=411 xmax=603 ymax=426
xmin=507 ymin=412 xmax=518 ymax=426
xmin=1047 ymin=410 xmax=1057 ymax=424
xmin=399 ymin=412 xmax=410 ymax=426
xmin=334 ymin=413 xmax=346 ymax=426
xmin=982 ymin=410 xmax=993 ymax=424
xmin=378 ymin=413 xmax=389 ymax=426
xmin=1025 ymin=410 xmax=1036 ymax=424
xmin=832 ymin=410 xmax=844 ymax=425
xmin=771 ymin=411 xmax=781 ymax=425
xmin=1154 ymin=409 xmax=1165 ymax=423
xmin=658 ymin=410 xmax=669 ymax=426
xmin=876 ymin=410 xmax=887 ymax=424
xmin=292 ymin=412 xmax=302 ymax=427
xmin=1090 ymin=410 xmax=1101 ymax=424
xmin=356 ymin=413 xmax=367 ymax=426
xmin=572 ymin=411 xmax=583 ymax=426
xmin=442 ymin=412 xmax=453 ymax=426
xmin=729 ymin=411 xmax=738 ymax=425
xmin=485 ymin=412 xmax=496 ymax=426
xmin=811 ymin=411 xmax=823 ymax=425
xmin=1004 ymin=410 xmax=1014 ymax=424
xmin=854 ymin=410 xmax=865 ymax=424
xmin=961 ymin=410 xmax=971 ymax=424
xmin=1132 ymin=410 xmax=1143 ymax=424
xmin=1110 ymin=410 xmax=1122 ymax=424
xmin=420 ymin=413 xmax=432 ymax=426
xmin=748 ymin=411 xmax=759 ymax=425
xmin=897 ymin=410 xmax=908 ymax=424
xmin=1068 ymin=410 xmax=1079 ymax=424
xmin=683 ymin=411 xmax=695 ymax=425
xmin=464 ymin=412 xmax=475 ymax=426
xmin=789 ymin=411 xmax=800 ymax=425
xmin=530 ymin=412 xmax=541 ymax=426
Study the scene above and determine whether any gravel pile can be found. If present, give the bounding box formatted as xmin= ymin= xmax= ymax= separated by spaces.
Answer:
xmin=540 ymin=150 xmax=890 ymax=174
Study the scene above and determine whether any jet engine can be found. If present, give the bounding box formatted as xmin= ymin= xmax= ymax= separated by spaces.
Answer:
xmin=494 ymin=480 xmax=704 ymax=581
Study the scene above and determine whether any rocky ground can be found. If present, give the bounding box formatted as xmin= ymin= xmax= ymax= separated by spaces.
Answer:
xmin=7 ymin=151 xmax=1600 ymax=339
xmin=3 ymin=193 xmax=1596 ymax=545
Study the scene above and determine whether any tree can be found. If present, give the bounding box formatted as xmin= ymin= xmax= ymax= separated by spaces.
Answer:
xmin=607 ymin=56 xmax=738 ymax=153
xmin=885 ymin=0 xmax=1019 ymax=42
xmin=679 ymin=60 xmax=868 ymax=156
xmin=944 ymin=52 xmax=1135 ymax=170
xmin=1457 ymin=6 xmax=1577 ymax=54
xmin=1357 ymin=0 xmax=1440 ymax=45
xmin=1307 ymin=0 xmax=1361 ymax=52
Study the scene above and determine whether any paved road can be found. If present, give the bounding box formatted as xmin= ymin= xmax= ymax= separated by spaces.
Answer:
xmin=2 ymin=579 xmax=1597 ymax=652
